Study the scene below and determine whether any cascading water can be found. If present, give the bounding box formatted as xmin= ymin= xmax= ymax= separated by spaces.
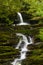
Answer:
xmin=11 ymin=12 xmax=32 ymax=65
xmin=17 ymin=12 xmax=30 ymax=25
xmin=17 ymin=12 xmax=23 ymax=23
xmin=13 ymin=12 xmax=30 ymax=26
xmin=11 ymin=33 xmax=33 ymax=65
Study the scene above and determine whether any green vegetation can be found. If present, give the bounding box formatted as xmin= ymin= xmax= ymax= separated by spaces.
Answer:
xmin=0 ymin=0 xmax=43 ymax=65
xmin=38 ymin=28 xmax=43 ymax=41
xmin=22 ymin=43 xmax=43 ymax=65
xmin=0 ymin=0 xmax=43 ymax=24
xmin=0 ymin=25 xmax=43 ymax=65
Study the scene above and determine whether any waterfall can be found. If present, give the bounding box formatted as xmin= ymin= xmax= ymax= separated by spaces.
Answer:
xmin=17 ymin=12 xmax=30 ymax=25
xmin=17 ymin=12 xmax=23 ymax=23
xmin=12 ymin=12 xmax=30 ymax=26
xmin=11 ymin=33 xmax=33 ymax=65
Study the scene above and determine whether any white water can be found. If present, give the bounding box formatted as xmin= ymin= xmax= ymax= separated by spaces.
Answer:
xmin=17 ymin=12 xmax=30 ymax=25
xmin=17 ymin=12 xmax=23 ymax=23
xmin=11 ymin=12 xmax=32 ymax=65
xmin=13 ymin=12 xmax=30 ymax=26
xmin=11 ymin=33 xmax=33 ymax=65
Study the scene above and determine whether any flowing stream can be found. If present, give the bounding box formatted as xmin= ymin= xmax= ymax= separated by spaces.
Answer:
xmin=11 ymin=12 xmax=33 ymax=65
xmin=11 ymin=33 xmax=33 ymax=65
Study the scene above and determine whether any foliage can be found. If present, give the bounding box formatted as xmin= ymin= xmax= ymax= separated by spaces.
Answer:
xmin=23 ymin=0 xmax=43 ymax=16
xmin=22 ymin=43 xmax=43 ymax=65
xmin=0 ymin=0 xmax=22 ymax=24
xmin=0 ymin=0 xmax=43 ymax=24
xmin=0 ymin=0 xmax=43 ymax=65
xmin=38 ymin=28 xmax=43 ymax=41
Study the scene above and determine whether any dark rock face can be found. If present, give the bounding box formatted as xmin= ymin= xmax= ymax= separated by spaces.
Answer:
xmin=29 ymin=20 xmax=39 ymax=24
xmin=19 ymin=41 xmax=25 ymax=49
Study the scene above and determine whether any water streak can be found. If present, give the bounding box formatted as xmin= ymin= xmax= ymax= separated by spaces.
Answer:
xmin=11 ymin=33 xmax=33 ymax=65
xmin=17 ymin=12 xmax=30 ymax=25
